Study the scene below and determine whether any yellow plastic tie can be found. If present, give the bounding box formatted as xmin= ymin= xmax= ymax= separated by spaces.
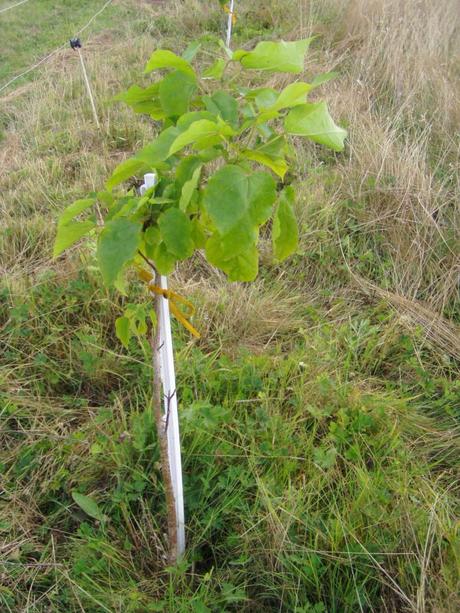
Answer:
xmin=137 ymin=268 xmax=201 ymax=339
xmin=223 ymin=4 xmax=237 ymax=24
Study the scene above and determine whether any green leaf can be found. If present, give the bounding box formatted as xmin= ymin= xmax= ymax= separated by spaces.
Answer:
xmin=270 ymin=82 xmax=312 ymax=111
xmin=197 ymin=147 xmax=223 ymax=163
xmin=176 ymin=111 xmax=217 ymax=130
xmin=191 ymin=219 xmax=207 ymax=248
xmin=203 ymin=165 xmax=276 ymax=233
xmin=97 ymin=191 xmax=115 ymax=208
xmin=144 ymin=226 xmax=161 ymax=246
xmin=218 ymin=38 xmax=233 ymax=60
xmin=144 ymin=49 xmax=195 ymax=77
xmin=57 ymin=198 xmax=94 ymax=227
xmin=257 ymin=135 xmax=288 ymax=157
xmin=242 ymin=150 xmax=288 ymax=179
xmin=143 ymin=226 xmax=161 ymax=259
xmin=154 ymin=242 xmax=176 ymax=275
xmin=115 ymin=84 xmax=164 ymax=117
xmin=255 ymin=109 xmax=281 ymax=125
xmin=179 ymin=165 xmax=202 ymax=212
xmin=106 ymin=158 xmax=149 ymax=191
xmin=203 ymin=58 xmax=226 ymax=79
xmin=97 ymin=218 xmax=141 ymax=286
xmin=169 ymin=119 xmax=233 ymax=155
xmin=284 ymin=101 xmax=347 ymax=151
xmin=122 ymin=303 xmax=150 ymax=336
xmin=159 ymin=70 xmax=197 ymax=117
xmin=182 ymin=40 xmax=201 ymax=62
xmin=207 ymin=222 xmax=257 ymax=260
xmin=247 ymin=171 xmax=277 ymax=225
xmin=71 ymin=491 xmax=106 ymax=522
xmin=108 ymin=196 xmax=144 ymax=221
xmin=311 ymin=71 xmax=338 ymax=88
xmin=244 ymin=87 xmax=278 ymax=110
xmin=158 ymin=208 xmax=194 ymax=259
xmin=115 ymin=316 xmax=131 ymax=348
xmin=53 ymin=221 xmax=95 ymax=257
xmin=233 ymin=38 xmax=314 ymax=73
xmin=313 ymin=445 xmax=337 ymax=469
xmin=135 ymin=126 xmax=180 ymax=166
xmin=203 ymin=91 xmax=239 ymax=129
xmin=175 ymin=155 xmax=203 ymax=187
xmin=272 ymin=186 xmax=298 ymax=261
xmin=206 ymin=235 xmax=259 ymax=282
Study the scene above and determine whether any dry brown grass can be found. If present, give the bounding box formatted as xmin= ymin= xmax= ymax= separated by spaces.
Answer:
xmin=334 ymin=0 xmax=459 ymax=128
xmin=353 ymin=273 xmax=460 ymax=361
xmin=290 ymin=0 xmax=460 ymax=324
xmin=176 ymin=261 xmax=309 ymax=352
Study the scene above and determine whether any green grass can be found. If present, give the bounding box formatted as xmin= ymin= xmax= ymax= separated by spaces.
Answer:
xmin=1 ymin=265 xmax=458 ymax=611
xmin=1 ymin=0 xmax=459 ymax=611
xmin=0 ymin=0 xmax=139 ymax=87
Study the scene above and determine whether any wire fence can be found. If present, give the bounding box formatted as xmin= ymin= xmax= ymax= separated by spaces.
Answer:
xmin=0 ymin=0 xmax=31 ymax=15
xmin=0 ymin=0 xmax=114 ymax=94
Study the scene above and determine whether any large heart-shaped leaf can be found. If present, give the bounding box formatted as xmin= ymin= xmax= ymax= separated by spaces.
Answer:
xmin=270 ymin=82 xmax=312 ymax=111
xmin=57 ymin=198 xmax=95 ymax=227
xmin=272 ymin=186 xmax=298 ymax=261
xmin=202 ymin=165 xmax=276 ymax=234
xmin=242 ymin=150 xmax=288 ymax=179
xmin=203 ymin=90 xmax=239 ymax=128
xmin=106 ymin=158 xmax=150 ymax=190
xmin=285 ymin=101 xmax=347 ymax=151
xmin=115 ymin=83 xmax=164 ymax=118
xmin=158 ymin=208 xmax=194 ymax=259
xmin=206 ymin=230 xmax=259 ymax=282
xmin=144 ymin=49 xmax=195 ymax=77
xmin=53 ymin=220 xmax=95 ymax=257
xmin=97 ymin=218 xmax=141 ymax=286
xmin=169 ymin=119 xmax=234 ymax=155
xmin=233 ymin=38 xmax=314 ymax=73
xmin=159 ymin=70 xmax=197 ymax=117
xmin=135 ymin=126 xmax=181 ymax=166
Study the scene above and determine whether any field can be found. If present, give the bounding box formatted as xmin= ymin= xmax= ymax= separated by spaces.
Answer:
xmin=1 ymin=0 xmax=459 ymax=611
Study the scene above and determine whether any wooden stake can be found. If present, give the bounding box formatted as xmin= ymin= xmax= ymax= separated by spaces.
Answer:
xmin=140 ymin=174 xmax=185 ymax=564
xmin=77 ymin=48 xmax=101 ymax=129
xmin=152 ymin=272 xmax=179 ymax=563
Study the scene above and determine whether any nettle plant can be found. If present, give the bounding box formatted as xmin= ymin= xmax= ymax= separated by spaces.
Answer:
xmin=54 ymin=37 xmax=347 ymax=341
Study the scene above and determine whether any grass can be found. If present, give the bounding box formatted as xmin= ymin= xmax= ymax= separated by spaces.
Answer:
xmin=0 ymin=0 xmax=139 ymax=86
xmin=1 ymin=0 xmax=459 ymax=611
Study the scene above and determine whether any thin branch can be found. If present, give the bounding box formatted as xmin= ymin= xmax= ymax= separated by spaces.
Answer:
xmin=137 ymin=249 xmax=157 ymax=275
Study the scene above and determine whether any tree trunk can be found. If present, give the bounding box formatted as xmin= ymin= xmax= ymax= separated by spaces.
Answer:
xmin=151 ymin=271 xmax=178 ymax=564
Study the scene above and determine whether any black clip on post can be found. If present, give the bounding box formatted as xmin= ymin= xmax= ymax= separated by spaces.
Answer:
xmin=69 ymin=37 xmax=100 ymax=129
xmin=69 ymin=38 xmax=82 ymax=50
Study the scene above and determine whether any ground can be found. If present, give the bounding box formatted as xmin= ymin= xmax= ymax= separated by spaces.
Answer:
xmin=0 ymin=0 xmax=459 ymax=611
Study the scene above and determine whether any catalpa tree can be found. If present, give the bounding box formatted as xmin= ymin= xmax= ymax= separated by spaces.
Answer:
xmin=55 ymin=37 xmax=346 ymax=310
xmin=54 ymin=37 xmax=347 ymax=562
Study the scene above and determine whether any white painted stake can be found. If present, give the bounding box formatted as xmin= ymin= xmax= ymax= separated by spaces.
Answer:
xmin=226 ymin=0 xmax=235 ymax=48
xmin=158 ymin=274 xmax=185 ymax=556
xmin=141 ymin=173 xmax=186 ymax=557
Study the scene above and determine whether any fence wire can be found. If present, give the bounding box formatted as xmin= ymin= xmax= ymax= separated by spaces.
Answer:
xmin=0 ymin=0 xmax=114 ymax=94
